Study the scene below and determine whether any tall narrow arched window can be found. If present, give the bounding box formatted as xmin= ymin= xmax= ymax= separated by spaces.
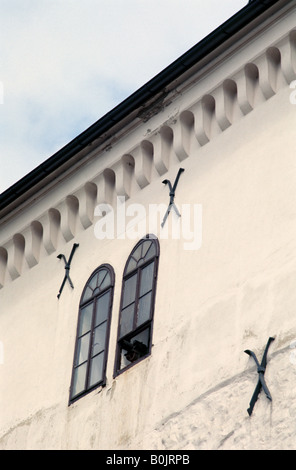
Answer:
xmin=114 ymin=235 xmax=159 ymax=375
xmin=69 ymin=264 xmax=114 ymax=403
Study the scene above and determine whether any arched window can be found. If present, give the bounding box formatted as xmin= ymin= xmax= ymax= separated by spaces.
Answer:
xmin=69 ymin=264 xmax=114 ymax=402
xmin=114 ymin=235 xmax=159 ymax=375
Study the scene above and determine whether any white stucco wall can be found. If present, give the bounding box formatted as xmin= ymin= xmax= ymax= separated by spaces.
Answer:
xmin=1 ymin=2 xmax=296 ymax=450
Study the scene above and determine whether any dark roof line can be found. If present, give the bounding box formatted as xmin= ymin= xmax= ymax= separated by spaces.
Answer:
xmin=0 ymin=0 xmax=281 ymax=213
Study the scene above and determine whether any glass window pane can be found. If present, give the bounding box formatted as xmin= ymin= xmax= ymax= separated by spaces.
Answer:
xmin=120 ymin=304 xmax=135 ymax=338
xmin=132 ymin=328 xmax=150 ymax=346
xmin=88 ymin=274 xmax=98 ymax=290
xmin=120 ymin=348 xmax=131 ymax=370
xmin=78 ymin=304 xmax=93 ymax=336
xmin=93 ymin=286 xmax=100 ymax=296
xmin=75 ymin=333 xmax=90 ymax=366
xmin=132 ymin=244 xmax=143 ymax=262
xmin=96 ymin=269 xmax=107 ymax=287
xmin=137 ymin=241 xmax=156 ymax=268
xmin=92 ymin=322 xmax=107 ymax=356
xmin=125 ymin=257 xmax=137 ymax=275
xmin=122 ymin=274 xmax=137 ymax=308
xmin=142 ymin=240 xmax=153 ymax=260
xmin=139 ymin=262 xmax=154 ymax=296
xmin=132 ymin=328 xmax=150 ymax=349
xmin=95 ymin=291 xmax=110 ymax=326
xmin=81 ymin=286 xmax=93 ymax=303
xmin=72 ymin=362 xmax=87 ymax=397
xmin=89 ymin=353 xmax=104 ymax=388
xmin=125 ymin=240 xmax=157 ymax=273
xmin=99 ymin=271 xmax=111 ymax=291
xmin=147 ymin=242 xmax=156 ymax=259
xmin=137 ymin=292 xmax=152 ymax=326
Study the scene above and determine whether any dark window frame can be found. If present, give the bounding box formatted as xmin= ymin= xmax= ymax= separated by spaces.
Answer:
xmin=114 ymin=235 xmax=159 ymax=377
xmin=69 ymin=263 xmax=115 ymax=404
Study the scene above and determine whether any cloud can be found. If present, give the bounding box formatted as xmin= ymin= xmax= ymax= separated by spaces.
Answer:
xmin=0 ymin=0 xmax=247 ymax=193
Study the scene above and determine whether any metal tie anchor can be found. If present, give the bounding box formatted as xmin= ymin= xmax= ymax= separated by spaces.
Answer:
xmin=161 ymin=168 xmax=184 ymax=228
xmin=57 ymin=243 xmax=79 ymax=299
xmin=244 ymin=336 xmax=275 ymax=416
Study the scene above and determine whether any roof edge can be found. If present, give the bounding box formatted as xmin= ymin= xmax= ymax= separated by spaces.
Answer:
xmin=0 ymin=0 xmax=283 ymax=214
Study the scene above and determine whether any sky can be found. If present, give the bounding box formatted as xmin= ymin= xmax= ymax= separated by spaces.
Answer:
xmin=0 ymin=0 xmax=247 ymax=193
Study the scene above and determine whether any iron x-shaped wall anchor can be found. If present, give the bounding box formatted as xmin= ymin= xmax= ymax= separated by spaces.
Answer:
xmin=57 ymin=243 xmax=79 ymax=299
xmin=244 ymin=336 xmax=274 ymax=416
xmin=161 ymin=168 xmax=184 ymax=228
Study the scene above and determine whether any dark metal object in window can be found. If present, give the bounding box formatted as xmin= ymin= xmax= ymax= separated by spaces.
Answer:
xmin=57 ymin=243 xmax=79 ymax=298
xmin=244 ymin=336 xmax=275 ymax=416
xmin=69 ymin=264 xmax=114 ymax=403
xmin=114 ymin=235 xmax=159 ymax=376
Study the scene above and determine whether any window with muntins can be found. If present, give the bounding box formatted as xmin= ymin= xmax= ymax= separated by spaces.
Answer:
xmin=114 ymin=235 xmax=159 ymax=375
xmin=69 ymin=264 xmax=114 ymax=402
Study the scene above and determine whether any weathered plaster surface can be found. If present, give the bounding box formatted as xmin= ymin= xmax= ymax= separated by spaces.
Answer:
xmin=1 ymin=4 xmax=296 ymax=450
